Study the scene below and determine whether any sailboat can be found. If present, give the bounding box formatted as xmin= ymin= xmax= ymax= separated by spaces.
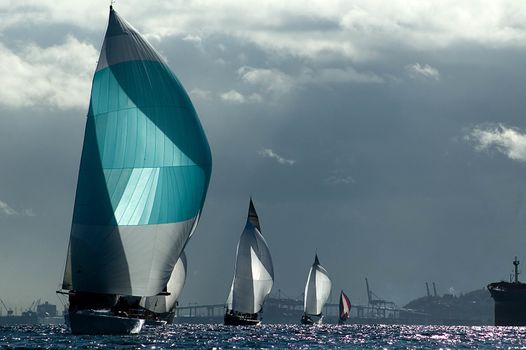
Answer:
xmin=301 ymin=254 xmax=332 ymax=325
xmin=338 ymin=290 xmax=351 ymax=324
xmin=140 ymin=251 xmax=188 ymax=324
xmin=224 ymin=199 xmax=274 ymax=326
xmin=59 ymin=5 xmax=211 ymax=335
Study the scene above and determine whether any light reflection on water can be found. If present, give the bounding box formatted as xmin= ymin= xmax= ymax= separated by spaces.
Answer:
xmin=1 ymin=324 xmax=526 ymax=349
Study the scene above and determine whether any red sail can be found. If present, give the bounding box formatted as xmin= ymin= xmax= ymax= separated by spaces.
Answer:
xmin=339 ymin=290 xmax=351 ymax=322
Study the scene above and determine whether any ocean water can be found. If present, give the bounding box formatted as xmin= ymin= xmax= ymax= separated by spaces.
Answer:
xmin=1 ymin=324 xmax=526 ymax=349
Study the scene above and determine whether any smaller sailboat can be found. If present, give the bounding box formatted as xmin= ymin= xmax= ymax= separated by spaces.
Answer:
xmin=301 ymin=254 xmax=332 ymax=325
xmin=140 ymin=251 xmax=188 ymax=324
xmin=338 ymin=290 xmax=351 ymax=324
xmin=224 ymin=199 xmax=274 ymax=325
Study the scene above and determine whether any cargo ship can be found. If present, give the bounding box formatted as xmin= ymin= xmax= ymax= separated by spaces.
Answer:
xmin=487 ymin=257 xmax=526 ymax=326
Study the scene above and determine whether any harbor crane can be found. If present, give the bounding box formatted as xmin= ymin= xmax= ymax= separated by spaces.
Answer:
xmin=0 ymin=299 xmax=13 ymax=316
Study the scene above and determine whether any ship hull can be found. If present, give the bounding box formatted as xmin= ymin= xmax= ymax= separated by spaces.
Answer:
xmin=224 ymin=312 xmax=260 ymax=326
xmin=488 ymin=282 xmax=526 ymax=326
xmin=68 ymin=310 xmax=144 ymax=335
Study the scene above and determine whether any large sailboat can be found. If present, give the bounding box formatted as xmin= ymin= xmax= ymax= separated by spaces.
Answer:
xmin=59 ymin=5 xmax=211 ymax=335
xmin=224 ymin=199 xmax=274 ymax=326
xmin=338 ymin=290 xmax=351 ymax=324
xmin=301 ymin=254 xmax=332 ymax=325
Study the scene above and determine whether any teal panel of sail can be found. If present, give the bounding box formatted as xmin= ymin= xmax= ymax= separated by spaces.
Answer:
xmin=72 ymin=14 xmax=211 ymax=227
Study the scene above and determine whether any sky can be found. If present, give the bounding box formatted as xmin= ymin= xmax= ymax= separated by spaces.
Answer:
xmin=2 ymin=0 xmax=526 ymax=312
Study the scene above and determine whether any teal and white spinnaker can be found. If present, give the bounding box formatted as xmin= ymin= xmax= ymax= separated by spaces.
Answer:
xmin=62 ymin=6 xmax=211 ymax=298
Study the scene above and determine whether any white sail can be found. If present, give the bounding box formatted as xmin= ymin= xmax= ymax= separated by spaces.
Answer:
xmin=228 ymin=200 xmax=274 ymax=314
xmin=304 ymin=255 xmax=332 ymax=316
xmin=141 ymin=251 xmax=187 ymax=313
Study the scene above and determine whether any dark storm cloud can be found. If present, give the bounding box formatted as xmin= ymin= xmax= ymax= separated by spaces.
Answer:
xmin=2 ymin=1 xmax=526 ymax=310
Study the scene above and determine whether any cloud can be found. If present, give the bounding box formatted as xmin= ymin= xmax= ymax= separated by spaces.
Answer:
xmin=190 ymin=88 xmax=212 ymax=100
xmin=258 ymin=148 xmax=296 ymax=165
xmin=467 ymin=124 xmax=526 ymax=162
xmin=21 ymin=209 xmax=36 ymax=217
xmin=0 ymin=200 xmax=18 ymax=216
xmin=405 ymin=63 xmax=440 ymax=81
xmin=305 ymin=67 xmax=384 ymax=84
xmin=238 ymin=66 xmax=295 ymax=94
xmin=0 ymin=36 xmax=97 ymax=109
xmin=324 ymin=174 xmax=355 ymax=185
xmin=220 ymin=90 xmax=262 ymax=104
xmin=5 ymin=1 xmax=526 ymax=64
xmin=0 ymin=200 xmax=34 ymax=217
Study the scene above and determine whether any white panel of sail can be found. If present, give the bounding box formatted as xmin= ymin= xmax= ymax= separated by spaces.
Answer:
xmin=142 ymin=251 xmax=187 ymax=313
xmin=304 ymin=255 xmax=332 ymax=316
xmin=70 ymin=218 xmax=196 ymax=296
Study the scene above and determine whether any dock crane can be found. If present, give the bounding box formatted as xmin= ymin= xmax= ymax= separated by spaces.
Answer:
xmin=0 ymin=299 xmax=13 ymax=316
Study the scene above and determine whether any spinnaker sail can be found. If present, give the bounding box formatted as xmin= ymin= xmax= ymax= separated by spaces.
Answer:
xmin=303 ymin=254 xmax=332 ymax=321
xmin=225 ymin=199 xmax=273 ymax=325
xmin=60 ymin=5 xmax=211 ymax=334
xmin=339 ymin=290 xmax=351 ymax=323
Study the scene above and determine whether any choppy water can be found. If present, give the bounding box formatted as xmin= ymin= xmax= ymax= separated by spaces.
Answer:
xmin=1 ymin=324 xmax=526 ymax=349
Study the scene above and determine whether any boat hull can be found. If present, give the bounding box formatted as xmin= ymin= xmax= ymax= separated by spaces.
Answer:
xmin=157 ymin=311 xmax=176 ymax=324
xmin=68 ymin=310 xmax=145 ymax=335
xmin=301 ymin=313 xmax=322 ymax=325
xmin=224 ymin=312 xmax=261 ymax=326
xmin=488 ymin=282 xmax=526 ymax=326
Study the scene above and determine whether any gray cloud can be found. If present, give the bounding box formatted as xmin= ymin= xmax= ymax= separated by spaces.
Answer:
xmin=4 ymin=1 xmax=526 ymax=309
xmin=405 ymin=63 xmax=440 ymax=81
xmin=220 ymin=90 xmax=262 ymax=104
xmin=0 ymin=36 xmax=96 ymax=109
xmin=0 ymin=200 xmax=18 ymax=216
xmin=258 ymin=148 xmax=296 ymax=165
xmin=468 ymin=124 xmax=526 ymax=162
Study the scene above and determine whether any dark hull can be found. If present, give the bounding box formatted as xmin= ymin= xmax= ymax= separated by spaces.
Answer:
xmin=157 ymin=311 xmax=176 ymax=324
xmin=224 ymin=312 xmax=260 ymax=326
xmin=68 ymin=310 xmax=144 ymax=335
xmin=301 ymin=313 xmax=322 ymax=325
xmin=488 ymin=282 xmax=526 ymax=326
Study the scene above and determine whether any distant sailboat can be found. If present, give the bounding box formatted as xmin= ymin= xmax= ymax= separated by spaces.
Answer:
xmin=224 ymin=199 xmax=274 ymax=325
xmin=338 ymin=290 xmax=351 ymax=324
xmin=140 ymin=251 xmax=187 ymax=324
xmin=301 ymin=254 xmax=332 ymax=325
xmin=59 ymin=5 xmax=211 ymax=335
